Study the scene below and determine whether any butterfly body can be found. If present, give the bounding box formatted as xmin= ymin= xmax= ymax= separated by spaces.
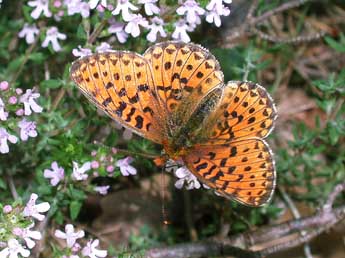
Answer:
xmin=71 ymin=41 xmax=277 ymax=207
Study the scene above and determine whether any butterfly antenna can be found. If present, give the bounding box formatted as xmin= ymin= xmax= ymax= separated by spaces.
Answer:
xmin=161 ymin=164 xmax=171 ymax=226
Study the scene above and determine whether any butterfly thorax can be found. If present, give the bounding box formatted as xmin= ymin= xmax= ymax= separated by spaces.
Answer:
xmin=165 ymin=87 xmax=223 ymax=158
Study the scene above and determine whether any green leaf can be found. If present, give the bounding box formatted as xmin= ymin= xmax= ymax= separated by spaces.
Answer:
xmin=29 ymin=52 xmax=45 ymax=63
xmin=69 ymin=200 xmax=82 ymax=220
xmin=0 ymin=178 xmax=6 ymax=190
xmin=40 ymin=79 xmax=63 ymax=89
xmin=325 ymin=35 xmax=345 ymax=52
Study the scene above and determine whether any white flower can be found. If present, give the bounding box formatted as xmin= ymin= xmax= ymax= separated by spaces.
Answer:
xmin=41 ymin=27 xmax=67 ymax=52
xmin=95 ymin=42 xmax=112 ymax=52
xmin=206 ymin=0 xmax=231 ymax=27
xmin=125 ymin=14 xmax=148 ymax=37
xmin=43 ymin=161 xmax=65 ymax=186
xmin=82 ymin=239 xmax=107 ymax=258
xmin=21 ymin=224 xmax=42 ymax=249
xmin=0 ymin=128 xmax=18 ymax=154
xmin=23 ymin=193 xmax=50 ymax=221
xmin=18 ymin=23 xmax=40 ymax=44
xmin=116 ymin=156 xmax=137 ymax=176
xmin=54 ymin=224 xmax=85 ymax=248
xmin=18 ymin=119 xmax=38 ymax=141
xmin=19 ymin=89 xmax=43 ymax=116
xmin=94 ymin=185 xmax=110 ymax=195
xmin=0 ymin=97 xmax=8 ymax=121
xmin=176 ymin=0 xmax=205 ymax=24
xmin=72 ymin=161 xmax=91 ymax=181
xmin=174 ymin=167 xmax=201 ymax=190
xmin=89 ymin=0 xmax=107 ymax=9
xmin=0 ymin=239 xmax=30 ymax=258
xmin=147 ymin=17 xmax=166 ymax=42
xmin=72 ymin=45 xmax=92 ymax=57
xmin=64 ymin=0 xmax=90 ymax=18
xmin=112 ymin=0 xmax=139 ymax=21
xmin=172 ymin=19 xmax=191 ymax=43
xmin=28 ymin=0 xmax=52 ymax=19
xmin=206 ymin=0 xmax=232 ymax=14
xmin=108 ymin=20 xmax=128 ymax=43
xmin=139 ymin=0 xmax=159 ymax=16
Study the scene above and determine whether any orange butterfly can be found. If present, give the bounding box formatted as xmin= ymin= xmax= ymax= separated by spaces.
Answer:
xmin=70 ymin=41 xmax=277 ymax=207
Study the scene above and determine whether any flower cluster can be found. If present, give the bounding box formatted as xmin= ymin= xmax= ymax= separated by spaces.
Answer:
xmin=43 ymin=150 xmax=137 ymax=195
xmin=0 ymin=193 xmax=50 ymax=258
xmin=54 ymin=224 xmax=107 ymax=258
xmin=0 ymin=81 xmax=42 ymax=154
xmin=19 ymin=0 xmax=232 ymax=52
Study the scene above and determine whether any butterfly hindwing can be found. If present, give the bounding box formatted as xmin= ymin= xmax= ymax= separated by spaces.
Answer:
xmin=183 ymin=138 xmax=276 ymax=206
xmin=70 ymin=52 xmax=165 ymax=144
xmin=201 ymin=81 xmax=277 ymax=144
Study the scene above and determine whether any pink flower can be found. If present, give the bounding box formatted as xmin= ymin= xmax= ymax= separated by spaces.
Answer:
xmin=108 ymin=20 xmax=128 ymax=43
xmin=72 ymin=45 xmax=92 ymax=57
xmin=16 ymin=109 xmax=24 ymax=116
xmin=176 ymin=0 xmax=205 ymax=24
xmin=3 ymin=205 xmax=12 ymax=213
xmin=206 ymin=0 xmax=231 ymax=27
xmin=112 ymin=0 xmax=138 ymax=21
xmin=16 ymin=88 xmax=23 ymax=95
xmin=21 ymin=224 xmax=42 ymax=249
xmin=174 ymin=167 xmax=200 ymax=190
xmin=18 ymin=23 xmax=40 ymax=44
xmin=139 ymin=0 xmax=159 ymax=16
xmin=91 ymin=160 xmax=99 ymax=169
xmin=54 ymin=0 xmax=62 ymax=8
xmin=72 ymin=161 xmax=91 ymax=181
xmin=43 ymin=161 xmax=65 ymax=186
xmin=125 ymin=14 xmax=149 ymax=37
xmin=206 ymin=0 xmax=232 ymax=14
xmin=95 ymin=42 xmax=112 ymax=52
xmin=18 ymin=119 xmax=38 ymax=141
xmin=89 ymin=0 xmax=107 ymax=9
xmin=65 ymin=0 xmax=90 ymax=18
xmin=106 ymin=165 xmax=114 ymax=173
xmin=23 ymin=193 xmax=50 ymax=221
xmin=42 ymin=27 xmax=66 ymax=52
xmin=0 ymin=239 xmax=30 ymax=258
xmin=82 ymin=239 xmax=107 ymax=258
xmin=172 ymin=19 xmax=191 ymax=43
xmin=116 ymin=156 xmax=137 ymax=176
xmin=8 ymin=96 xmax=18 ymax=105
xmin=0 ymin=81 xmax=9 ymax=91
xmin=54 ymin=224 xmax=85 ymax=248
xmin=19 ymin=89 xmax=43 ymax=115
xmin=147 ymin=17 xmax=166 ymax=42
xmin=0 ymin=128 xmax=18 ymax=154
xmin=94 ymin=185 xmax=110 ymax=195
xmin=28 ymin=0 xmax=52 ymax=19
xmin=0 ymin=97 xmax=8 ymax=121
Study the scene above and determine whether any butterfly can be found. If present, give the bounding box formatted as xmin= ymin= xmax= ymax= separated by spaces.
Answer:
xmin=70 ymin=41 xmax=277 ymax=207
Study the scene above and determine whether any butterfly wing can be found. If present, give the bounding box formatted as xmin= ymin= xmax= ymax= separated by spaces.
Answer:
xmin=202 ymin=81 xmax=277 ymax=144
xmin=183 ymin=81 xmax=277 ymax=206
xmin=70 ymin=51 xmax=165 ymax=144
xmin=183 ymin=138 xmax=275 ymax=206
xmin=143 ymin=41 xmax=224 ymax=133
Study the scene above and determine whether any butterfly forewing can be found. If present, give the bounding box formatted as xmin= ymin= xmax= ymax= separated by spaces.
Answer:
xmin=70 ymin=52 xmax=165 ymax=144
xmin=143 ymin=41 xmax=224 ymax=133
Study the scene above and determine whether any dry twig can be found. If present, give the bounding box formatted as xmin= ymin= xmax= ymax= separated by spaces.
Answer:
xmin=135 ymin=182 xmax=345 ymax=258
